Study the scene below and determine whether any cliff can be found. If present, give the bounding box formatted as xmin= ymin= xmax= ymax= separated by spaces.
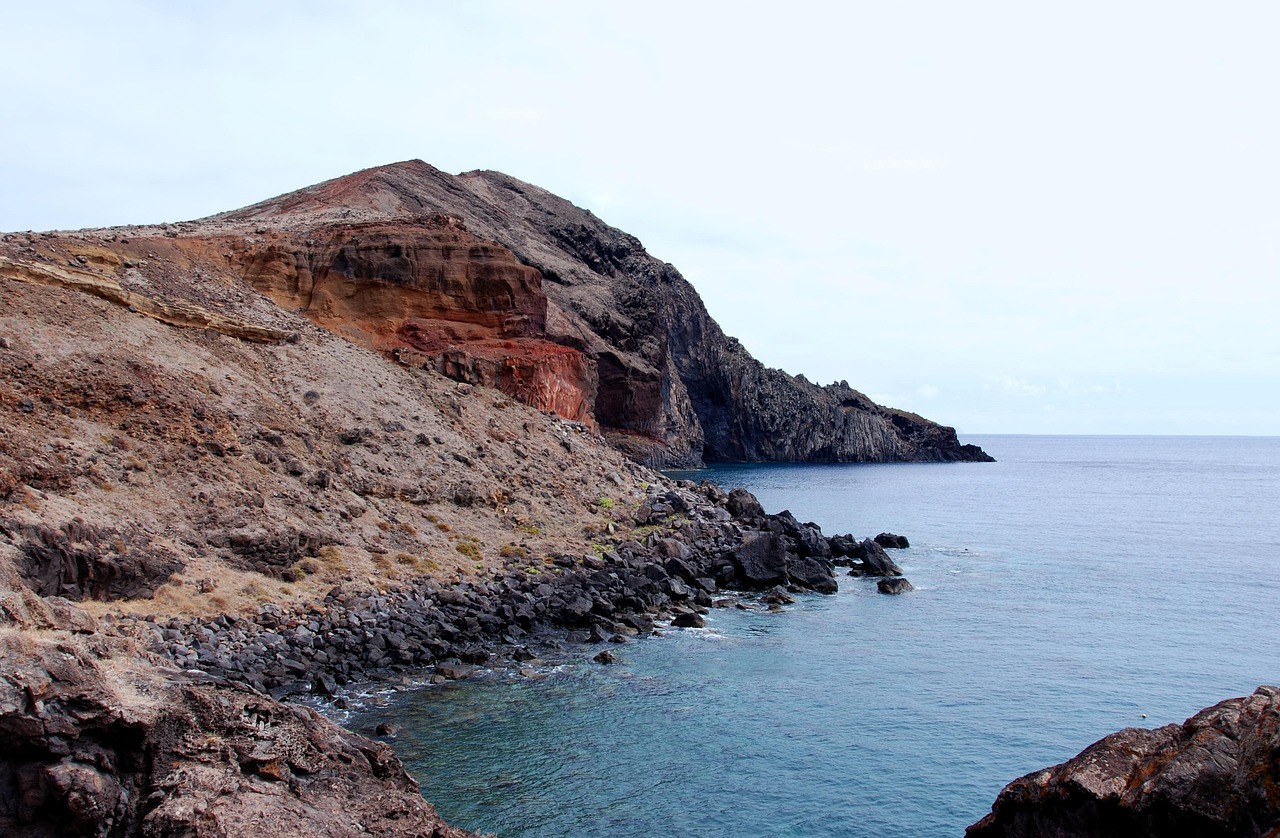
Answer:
xmin=215 ymin=160 xmax=991 ymax=467
xmin=969 ymin=686 xmax=1280 ymax=837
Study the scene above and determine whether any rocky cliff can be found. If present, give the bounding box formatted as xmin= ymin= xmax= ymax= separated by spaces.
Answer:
xmin=215 ymin=160 xmax=991 ymax=467
xmin=968 ymin=686 xmax=1280 ymax=837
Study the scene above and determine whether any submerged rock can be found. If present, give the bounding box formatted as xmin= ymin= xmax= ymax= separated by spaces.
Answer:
xmin=968 ymin=685 xmax=1280 ymax=837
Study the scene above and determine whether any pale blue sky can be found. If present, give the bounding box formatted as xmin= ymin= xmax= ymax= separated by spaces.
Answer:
xmin=3 ymin=1 xmax=1276 ymax=434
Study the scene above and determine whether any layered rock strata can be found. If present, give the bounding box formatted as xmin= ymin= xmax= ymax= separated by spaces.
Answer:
xmin=215 ymin=160 xmax=992 ymax=467
xmin=968 ymin=686 xmax=1280 ymax=837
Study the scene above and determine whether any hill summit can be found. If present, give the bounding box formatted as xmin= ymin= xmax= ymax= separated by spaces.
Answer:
xmin=205 ymin=160 xmax=990 ymax=466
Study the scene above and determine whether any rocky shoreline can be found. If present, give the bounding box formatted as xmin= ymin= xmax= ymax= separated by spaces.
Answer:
xmin=108 ymin=480 xmax=911 ymax=701
xmin=2 ymin=473 xmax=921 ymax=837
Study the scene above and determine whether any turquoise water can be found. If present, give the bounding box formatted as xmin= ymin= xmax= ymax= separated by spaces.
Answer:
xmin=351 ymin=436 xmax=1280 ymax=836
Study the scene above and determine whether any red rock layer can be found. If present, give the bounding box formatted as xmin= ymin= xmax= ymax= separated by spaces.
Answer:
xmin=219 ymin=217 xmax=597 ymax=425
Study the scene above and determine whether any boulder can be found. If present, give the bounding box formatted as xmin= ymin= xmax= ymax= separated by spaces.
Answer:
xmin=786 ymin=556 xmax=839 ymax=594
xmin=434 ymin=663 xmax=476 ymax=680
xmin=726 ymin=488 xmax=766 ymax=521
xmin=854 ymin=538 xmax=904 ymax=577
xmin=876 ymin=577 xmax=914 ymax=595
xmin=671 ymin=611 xmax=705 ymax=628
xmin=732 ymin=532 xmax=789 ymax=587
xmin=874 ymin=532 xmax=910 ymax=549
xmin=828 ymin=533 xmax=860 ymax=559
xmin=968 ymin=685 xmax=1280 ymax=838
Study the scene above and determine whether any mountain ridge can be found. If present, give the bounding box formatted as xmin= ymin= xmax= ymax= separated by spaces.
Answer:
xmin=211 ymin=159 xmax=991 ymax=466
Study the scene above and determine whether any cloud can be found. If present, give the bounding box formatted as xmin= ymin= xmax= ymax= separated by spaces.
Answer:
xmin=915 ymin=383 xmax=939 ymax=399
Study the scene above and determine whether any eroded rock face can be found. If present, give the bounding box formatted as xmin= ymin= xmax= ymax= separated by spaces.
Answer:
xmin=0 ymin=632 xmax=478 ymax=838
xmin=216 ymin=159 xmax=992 ymax=467
xmin=968 ymin=686 xmax=1280 ymax=838
xmin=228 ymin=218 xmax=598 ymax=426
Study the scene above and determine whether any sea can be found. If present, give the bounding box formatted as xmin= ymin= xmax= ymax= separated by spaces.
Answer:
xmin=346 ymin=435 xmax=1280 ymax=837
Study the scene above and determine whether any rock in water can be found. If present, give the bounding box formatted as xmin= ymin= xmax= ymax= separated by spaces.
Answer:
xmin=968 ymin=685 xmax=1280 ymax=837
xmin=732 ymin=532 xmax=790 ymax=587
xmin=874 ymin=532 xmax=910 ymax=549
xmin=854 ymin=538 xmax=905 ymax=576
xmin=876 ymin=577 xmax=914 ymax=595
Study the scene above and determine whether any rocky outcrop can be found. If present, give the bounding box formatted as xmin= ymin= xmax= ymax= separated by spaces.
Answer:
xmin=214 ymin=160 xmax=992 ymax=467
xmin=225 ymin=217 xmax=598 ymax=426
xmin=0 ymin=629 xmax=477 ymax=838
xmin=968 ymin=686 xmax=1280 ymax=837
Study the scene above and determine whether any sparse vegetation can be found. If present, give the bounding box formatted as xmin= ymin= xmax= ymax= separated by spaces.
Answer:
xmin=499 ymin=543 xmax=529 ymax=559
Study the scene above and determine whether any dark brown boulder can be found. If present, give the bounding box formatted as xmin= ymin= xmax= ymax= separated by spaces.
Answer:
xmin=968 ymin=686 xmax=1280 ymax=838
xmin=0 ymin=632 xmax=478 ymax=838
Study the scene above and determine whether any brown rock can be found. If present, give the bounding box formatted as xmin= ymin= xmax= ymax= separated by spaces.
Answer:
xmin=968 ymin=685 xmax=1280 ymax=837
xmin=0 ymin=632 xmax=478 ymax=837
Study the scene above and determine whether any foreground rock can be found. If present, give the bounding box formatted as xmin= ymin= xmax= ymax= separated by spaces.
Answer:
xmin=0 ymin=628 xmax=477 ymax=838
xmin=968 ymin=685 xmax=1280 ymax=837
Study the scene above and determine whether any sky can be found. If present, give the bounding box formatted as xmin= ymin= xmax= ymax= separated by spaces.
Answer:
xmin=3 ymin=1 xmax=1277 ymax=435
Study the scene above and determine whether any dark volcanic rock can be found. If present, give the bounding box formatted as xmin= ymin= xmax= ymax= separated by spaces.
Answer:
xmin=788 ymin=556 xmax=839 ymax=594
xmin=671 ymin=611 xmax=706 ymax=628
xmin=876 ymin=577 xmax=914 ymax=595
xmin=733 ymin=532 xmax=790 ymax=587
xmin=14 ymin=521 xmax=183 ymax=601
xmin=968 ymin=685 xmax=1280 ymax=838
xmin=726 ymin=487 xmax=766 ymax=521
xmin=853 ymin=538 xmax=904 ymax=577
xmin=0 ymin=634 xmax=477 ymax=838
xmin=874 ymin=532 xmax=910 ymax=549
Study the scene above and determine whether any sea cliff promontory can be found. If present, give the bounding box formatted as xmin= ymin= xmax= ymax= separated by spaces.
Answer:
xmin=212 ymin=160 xmax=992 ymax=467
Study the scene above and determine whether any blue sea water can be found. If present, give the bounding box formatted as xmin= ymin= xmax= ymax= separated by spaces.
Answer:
xmin=349 ymin=435 xmax=1280 ymax=837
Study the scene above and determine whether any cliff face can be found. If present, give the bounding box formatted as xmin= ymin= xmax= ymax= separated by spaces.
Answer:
xmin=968 ymin=686 xmax=1280 ymax=838
xmin=217 ymin=160 xmax=991 ymax=467
xmin=226 ymin=217 xmax=598 ymax=425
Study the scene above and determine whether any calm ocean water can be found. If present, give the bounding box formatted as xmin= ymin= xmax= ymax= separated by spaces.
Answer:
xmin=350 ymin=435 xmax=1280 ymax=837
